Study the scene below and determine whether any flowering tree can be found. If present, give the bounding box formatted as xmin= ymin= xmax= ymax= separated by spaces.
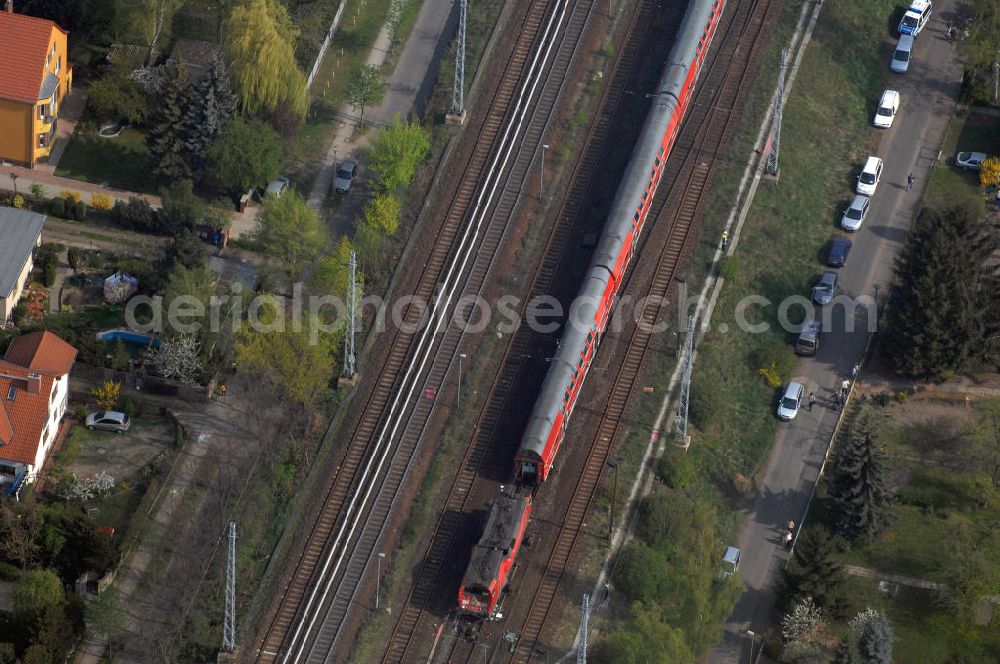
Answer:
xmin=91 ymin=381 xmax=121 ymax=410
xmin=145 ymin=335 xmax=203 ymax=384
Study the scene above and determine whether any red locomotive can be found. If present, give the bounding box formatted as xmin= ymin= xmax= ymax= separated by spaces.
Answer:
xmin=457 ymin=493 xmax=532 ymax=618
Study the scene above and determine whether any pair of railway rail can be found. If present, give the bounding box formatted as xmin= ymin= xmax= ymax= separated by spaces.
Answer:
xmin=252 ymin=0 xmax=600 ymax=660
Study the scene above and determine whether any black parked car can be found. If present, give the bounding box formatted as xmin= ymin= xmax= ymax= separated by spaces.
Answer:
xmin=826 ymin=237 xmax=852 ymax=267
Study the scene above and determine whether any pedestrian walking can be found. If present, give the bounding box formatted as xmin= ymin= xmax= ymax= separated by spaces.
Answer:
xmin=808 ymin=392 xmax=816 ymax=411
xmin=906 ymin=172 xmax=915 ymax=191
xmin=787 ymin=520 xmax=796 ymax=531
xmin=851 ymin=363 xmax=859 ymax=380
xmin=721 ymin=230 xmax=729 ymax=251
xmin=841 ymin=379 xmax=850 ymax=396
xmin=784 ymin=531 xmax=793 ymax=549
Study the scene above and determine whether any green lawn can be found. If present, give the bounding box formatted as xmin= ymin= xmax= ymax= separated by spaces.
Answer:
xmin=55 ymin=127 xmax=159 ymax=195
xmin=925 ymin=109 xmax=1000 ymax=213
xmin=687 ymin=0 xmax=900 ymax=495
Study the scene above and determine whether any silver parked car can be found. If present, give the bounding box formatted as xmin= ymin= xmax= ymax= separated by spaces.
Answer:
xmin=85 ymin=411 xmax=130 ymax=434
xmin=333 ymin=160 xmax=359 ymax=193
xmin=812 ymin=270 xmax=839 ymax=305
xmin=955 ymin=151 xmax=988 ymax=171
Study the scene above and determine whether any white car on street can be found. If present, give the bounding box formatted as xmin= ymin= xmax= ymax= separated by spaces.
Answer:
xmin=777 ymin=381 xmax=804 ymax=421
xmin=841 ymin=194 xmax=871 ymax=232
xmin=856 ymin=156 xmax=883 ymax=196
xmin=873 ymin=90 xmax=899 ymax=128
xmin=891 ymin=35 xmax=914 ymax=73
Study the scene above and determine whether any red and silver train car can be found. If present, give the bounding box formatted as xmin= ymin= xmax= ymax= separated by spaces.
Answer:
xmin=514 ymin=0 xmax=725 ymax=483
xmin=457 ymin=493 xmax=532 ymax=618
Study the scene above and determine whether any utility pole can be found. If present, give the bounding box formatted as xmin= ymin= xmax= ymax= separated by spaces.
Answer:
xmin=606 ymin=460 xmax=618 ymax=538
xmin=764 ymin=48 xmax=788 ymax=177
xmin=577 ymin=594 xmax=590 ymax=664
xmin=222 ymin=521 xmax=236 ymax=652
xmin=451 ymin=0 xmax=467 ymax=116
xmin=540 ymin=144 xmax=550 ymax=195
xmin=344 ymin=250 xmax=357 ymax=378
xmin=458 ymin=352 xmax=467 ymax=408
xmin=674 ymin=315 xmax=695 ymax=445
xmin=375 ymin=551 xmax=386 ymax=610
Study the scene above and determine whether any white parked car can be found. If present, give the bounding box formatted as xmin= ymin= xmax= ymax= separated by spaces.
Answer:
xmin=898 ymin=0 xmax=932 ymax=36
xmin=955 ymin=151 xmax=988 ymax=171
xmin=856 ymin=156 xmax=883 ymax=196
xmin=777 ymin=382 xmax=804 ymax=421
xmin=891 ymin=35 xmax=915 ymax=73
xmin=841 ymin=194 xmax=871 ymax=232
xmin=873 ymin=90 xmax=899 ymax=128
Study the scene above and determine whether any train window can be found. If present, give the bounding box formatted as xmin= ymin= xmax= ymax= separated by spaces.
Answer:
xmin=641 ymin=190 xmax=648 ymax=202
xmin=654 ymin=157 xmax=661 ymax=167
xmin=577 ymin=358 xmax=584 ymax=368
xmin=658 ymin=147 xmax=665 ymax=157
xmin=633 ymin=211 xmax=640 ymax=222
xmin=586 ymin=332 xmax=594 ymax=344
xmin=564 ymin=389 xmax=570 ymax=403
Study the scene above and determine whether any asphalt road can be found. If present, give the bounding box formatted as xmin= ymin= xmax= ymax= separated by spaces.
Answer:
xmin=708 ymin=2 xmax=965 ymax=661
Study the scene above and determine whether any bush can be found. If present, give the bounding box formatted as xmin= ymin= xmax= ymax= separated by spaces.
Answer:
xmin=751 ymin=339 xmax=797 ymax=387
xmin=73 ymin=405 xmax=87 ymax=421
xmin=688 ymin=374 xmax=721 ymax=429
xmin=11 ymin=194 xmax=24 ymax=209
xmin=110 ymin=197 xmax=154 ymax=231
xmin=90 ymin=193 xmax=113 ymax=211
xmin=74 ymin=201 xmax=87 ymax=221
xmin=657 ymin=449 xmax=695 ymax=489
xmin=612 ymin=543 xmax=670 ymax=603
xmin=67 ymin=247 xmax=81 ymax=271
xmin=59 ymin=190 xmax=82 ymax=204
xmin=42 ymin=259 xmax=57 ymax=287
xmin=11 ymin=303 xmax=28 ymax=325
xmin=29 ymin=183 xmax=45 ymax=201
xmin=49 ymin=197 xmax=66 ymax=217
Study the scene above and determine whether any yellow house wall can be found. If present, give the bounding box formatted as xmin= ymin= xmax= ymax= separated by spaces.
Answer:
xmin=30 ymin=25 xmax=72 ymax=164
xmin=0 ymin=98 xmax=31 ymax=164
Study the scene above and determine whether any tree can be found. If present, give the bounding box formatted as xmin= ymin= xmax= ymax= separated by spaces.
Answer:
xmin=593 ymin=602 xmax=693 ymax=663
xmin=225 ymin=0 xmax=308 ymax=118
xmin=235 ymin=304 xmax=336 ymax=405
xmin=827 ymin=405 xmax=894 ymax=543
xmin=110 ymin=197 xmax=155 ymax=232
xmin=783 ymin=526 xmax=848 ymax=615
xmin=164 ymin=229 xmax=209 ymax=271
xmin=368 ymin=118 xmax=431 ymax=194
xmin=163 ymin=264 xmax=217 ymax=336
xmin=207 ymin=118 xmax=283 ymax=196
xmin=958 ymin=2 xmax=1000 ymax=103
xmin=254 ymin=191 xmax=327 ymax=271
xmin=180 ymin=54 xmax=238 ymax=173
xmin=145 ymin=335 xmax=203 ymax=384
xmin=110 ymin=339 xmax=131 ymax=372
xmin=782 ymin=596 xmax=824 ymax=660
xmin=362 ymin=195 xmax=400 ymax=236
xmin=836 ymin=608 xmax=893 ymax=664
xmin=311 ymin=237 xmax=363 ymax=302
xmin=90 ymin=381 xmax=121 ymax=410
xmin=158 ymin=180 xmax=207 ymax=235
xmin=0 ymin=499 xmax=42 ymax=570
xmin=86 ymin=73 xmax=150 ymax=124
xmin=981 ymin=156 xmax=1000 ymax=188
xmin=147 ymin=62 xmax=192 ymax=181
xmin=13 ymin=569 xmax=64 ymax=626
xmin=346 ymin=65 xmax=386 ymax=127
xmin=119 ymin=0 xmax=184 ymax=64
xmin=885 ymin=204 xmax=1000 ymax=379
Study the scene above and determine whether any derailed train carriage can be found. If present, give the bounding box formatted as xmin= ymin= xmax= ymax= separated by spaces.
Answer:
xmin=514 ymin=0 xmax=725 ymax=484
xmin=458 ymin=0 xmax=726 ymax=615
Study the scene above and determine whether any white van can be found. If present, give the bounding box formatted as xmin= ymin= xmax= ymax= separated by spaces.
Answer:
xmin=891 ymin=35 xmax=915 ymax=73
xmin=898 ymin=0 xmax=932 ymax=36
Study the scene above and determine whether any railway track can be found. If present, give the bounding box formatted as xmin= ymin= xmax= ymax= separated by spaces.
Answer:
xmin=506 ymin=0 xmax=781 ymax=660
xmin=378 ymin=0 xmax=656 ymax=660
xmin=250 ymin=0 xmax=601 ymax=660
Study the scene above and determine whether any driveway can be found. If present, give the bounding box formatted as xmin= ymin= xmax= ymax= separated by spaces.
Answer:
xmin=708 ymin=3 xmax=965 ymax=661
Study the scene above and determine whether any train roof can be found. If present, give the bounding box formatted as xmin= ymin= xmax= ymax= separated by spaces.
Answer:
xmin=460 ymin=494 xmax=530 ymax=590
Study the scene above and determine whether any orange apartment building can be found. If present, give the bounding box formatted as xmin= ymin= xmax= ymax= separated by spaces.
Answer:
xmin=0 ymin=1 xmax=72 ymax=168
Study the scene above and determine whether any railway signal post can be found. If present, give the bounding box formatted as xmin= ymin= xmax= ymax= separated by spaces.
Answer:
xmin=376 ymin=551 xmax=386 ymax=610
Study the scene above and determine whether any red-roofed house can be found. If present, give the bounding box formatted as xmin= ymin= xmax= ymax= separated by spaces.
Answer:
xmin=0 ymin=1 xmax=73 ymax=168
xmin=0 ymin=330 xmax=76 ymax=496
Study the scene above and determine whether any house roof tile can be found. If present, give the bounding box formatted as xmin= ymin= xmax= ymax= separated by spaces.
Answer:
xmin=0 ymin=364 xmax=56 ymax=465
xmin=0 ymin=11 xmax=63 ymax=104
xmin=4 ymin=330 xmax=77 ymax=375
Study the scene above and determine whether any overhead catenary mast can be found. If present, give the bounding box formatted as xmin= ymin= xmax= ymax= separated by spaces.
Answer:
xmin=452 ymin=0 xmax=468 ymax=117
xmin=222 ymin=521 xmax=236 ymax=652
xmin=764 ymin=48 xmax=788 ymax=176
xmin=344 ymin=251 xmax=358 ymax=378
